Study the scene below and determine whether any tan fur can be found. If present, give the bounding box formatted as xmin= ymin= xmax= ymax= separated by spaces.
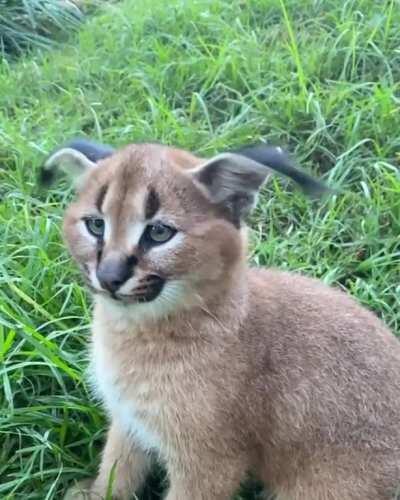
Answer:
xmin=62 ymin=144 xmax=400 ymax=500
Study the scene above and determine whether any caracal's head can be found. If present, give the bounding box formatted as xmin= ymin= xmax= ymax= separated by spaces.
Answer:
xmin=41 ymin=139 xmax=326 ymax=319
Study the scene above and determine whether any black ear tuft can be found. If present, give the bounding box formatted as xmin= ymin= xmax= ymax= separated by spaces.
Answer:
xmin=232 ymin=144 xmax=330 ymax=197
xmin=62 ymin=138 xmax=114 ymax=163
xmin=38 ymin=165 xmax=55 ymax=187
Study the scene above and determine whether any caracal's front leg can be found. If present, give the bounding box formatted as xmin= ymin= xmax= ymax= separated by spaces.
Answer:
xmin=64 ymin=420 xmax=152 ymax=500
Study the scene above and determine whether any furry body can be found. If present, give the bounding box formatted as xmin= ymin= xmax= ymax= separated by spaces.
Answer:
xmin=88 ymin=269 xmax=400 ymax=500
xmin=43 ymin=141 xmax=400 ymax=499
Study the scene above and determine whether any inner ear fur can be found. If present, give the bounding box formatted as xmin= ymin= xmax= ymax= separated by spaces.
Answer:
xmin=39 ymin=138 xmax=114 ymax=189
xmin=190 ymin=153 xmax=272 ymax=224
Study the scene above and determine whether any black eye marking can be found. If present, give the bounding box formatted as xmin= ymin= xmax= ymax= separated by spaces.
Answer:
xmin=145 ymin=187 xmax=160 ymax=220
xmin=84 ymin=217 xmax=105 ymax=238
xmin=96 ymin=237 xmax=104 ymax=264
xmin=126 ymin=255 xmax=138 ymax=267
xmin=96 ymin=184 xmax=109 ymax=213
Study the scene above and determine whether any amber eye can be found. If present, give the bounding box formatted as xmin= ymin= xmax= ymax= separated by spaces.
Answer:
xmin=147 ymin=223 xmax=176 ymax=244
xmin=84 ymin=217 xmax=105 ymax=238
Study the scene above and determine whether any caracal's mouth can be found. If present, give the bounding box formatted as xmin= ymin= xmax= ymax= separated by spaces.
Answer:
xmin=113 ymin=274 xmax=165 ymax=303
xmin=84 ymin=272 xmax=166 ymax=304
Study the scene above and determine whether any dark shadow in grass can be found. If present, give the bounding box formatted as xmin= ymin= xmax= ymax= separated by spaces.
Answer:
xmin=139 ymin=465 xmax=165 ymax=500
xmin=138 ymin=465 xmax=269 ymax=499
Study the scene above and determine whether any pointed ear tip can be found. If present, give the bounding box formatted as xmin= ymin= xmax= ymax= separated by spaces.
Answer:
xmin=305 ymin=181 xmax=335 ymax=199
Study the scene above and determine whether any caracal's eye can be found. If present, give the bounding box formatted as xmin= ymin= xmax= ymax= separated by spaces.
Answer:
xmin=84 ymin=217 xmax=105 ymax=238
xmin=147 ymin=223 xmax=176 ymax=244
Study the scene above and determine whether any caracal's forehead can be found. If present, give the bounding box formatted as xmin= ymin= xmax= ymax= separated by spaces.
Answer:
xmin=79 ymin=144 xmax=210 ymax=225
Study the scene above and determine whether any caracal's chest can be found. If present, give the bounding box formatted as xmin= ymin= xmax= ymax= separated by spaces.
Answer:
xmin=90 ymin=337 xmax=166 ymax=453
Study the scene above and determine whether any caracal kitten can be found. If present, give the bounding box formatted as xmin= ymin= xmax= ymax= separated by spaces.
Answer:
xmin=41 ymin=139 xmax=400 ymax=500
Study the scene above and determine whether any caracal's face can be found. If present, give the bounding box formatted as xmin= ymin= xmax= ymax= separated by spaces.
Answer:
xmin=63 ymin=144 xmax=243 ymax=317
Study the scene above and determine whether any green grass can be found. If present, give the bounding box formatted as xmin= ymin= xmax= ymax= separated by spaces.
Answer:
xmin=1 ymin=0 xmax=399 ymax=498
xmin=0 ymin=0 xmax=84 ymax=57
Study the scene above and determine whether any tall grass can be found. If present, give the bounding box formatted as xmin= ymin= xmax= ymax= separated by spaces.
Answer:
xmin=0 ymin=0 xmax=83 ymax=56
xmin=0 ymin=0 xmax=399 ymax=498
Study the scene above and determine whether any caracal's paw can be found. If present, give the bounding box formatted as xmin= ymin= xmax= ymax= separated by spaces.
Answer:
xmin=63 ymin=479 xmax=98 ymax=500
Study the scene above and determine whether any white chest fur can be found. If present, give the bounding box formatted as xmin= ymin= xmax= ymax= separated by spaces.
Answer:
xmin=90 ymin=340 xmax=163 ymax=453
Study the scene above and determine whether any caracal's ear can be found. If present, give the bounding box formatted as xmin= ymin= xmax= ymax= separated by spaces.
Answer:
xmin=39 ymin=138 xmax=115 ymax=190
xmin=189 ymin=144 xmax=329 ymax=225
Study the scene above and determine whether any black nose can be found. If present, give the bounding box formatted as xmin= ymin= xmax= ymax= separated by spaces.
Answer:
xmin=96 ymin=256 xmax=136 ymax=293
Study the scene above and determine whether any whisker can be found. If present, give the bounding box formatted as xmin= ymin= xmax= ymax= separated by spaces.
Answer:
xmin=194 ymin=293 xmax=231 ymax=334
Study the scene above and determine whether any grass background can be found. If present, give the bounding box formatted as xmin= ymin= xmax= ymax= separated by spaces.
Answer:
xmin=0 ymin=0 xmax=84 ymax=57
xmin=1 ymin=0 xmax=400 ymax=498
